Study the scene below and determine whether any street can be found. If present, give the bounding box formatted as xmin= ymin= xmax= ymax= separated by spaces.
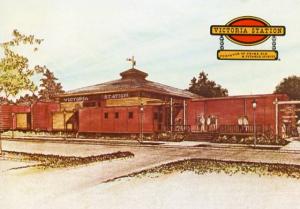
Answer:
xmin=2 ymin=139 xmax=300 ymax=209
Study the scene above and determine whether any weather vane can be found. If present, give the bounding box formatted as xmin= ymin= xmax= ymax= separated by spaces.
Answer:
xmin=126 ymin=56 xmax=136 ymax=68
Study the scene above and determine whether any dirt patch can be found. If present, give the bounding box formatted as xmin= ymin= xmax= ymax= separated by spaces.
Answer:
xmin=124 ymin=159 xmax=300 ymax=180
xmin=3 ymin=151 xmax=134 ymax=169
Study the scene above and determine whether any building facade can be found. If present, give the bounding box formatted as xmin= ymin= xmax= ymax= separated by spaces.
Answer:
xmin=0 ymin=66 xmax=294 ymax=139
xmin=57 ymin=67 xmax=198 ymax=134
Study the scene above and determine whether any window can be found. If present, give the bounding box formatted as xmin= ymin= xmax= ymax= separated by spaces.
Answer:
xmin=104 ymin=112 xmax=108 ymax=119
xmin=128 ymin=112 xmax=133 ymax=119
xmin=115 ymin=112 xmax=119 ymax=119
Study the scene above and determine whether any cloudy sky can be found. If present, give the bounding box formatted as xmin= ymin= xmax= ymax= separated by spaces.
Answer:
xmin=0 ymin=0 xmax=299 ymax=95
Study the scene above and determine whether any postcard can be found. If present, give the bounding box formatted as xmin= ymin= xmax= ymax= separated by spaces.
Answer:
xmin=0 ymin=1 xmax=300 ymax=209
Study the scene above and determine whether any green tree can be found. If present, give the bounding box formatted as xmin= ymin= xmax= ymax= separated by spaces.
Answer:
xmin=0 ymin=30 xmax=44 ymax=154
xmin=188 ymin=71 xmax=228 ymax=97
xmin=16 ymin=93 xmax=38 ymax=105
xmin=0 ymin=30 xmax=44 ymax=102
xmin=0 ymin=96 xmax=13 ymax=104
xmin=274 ymin=75 xmax=300 ymax=100
xmin=38 ymin=68 xmax=64 ymax=101
xmin=274 ymin=75 xmax=300 ymax=123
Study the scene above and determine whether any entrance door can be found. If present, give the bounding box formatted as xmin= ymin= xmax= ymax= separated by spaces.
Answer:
xmin=153 ymin=107 xmax=164 ymax=132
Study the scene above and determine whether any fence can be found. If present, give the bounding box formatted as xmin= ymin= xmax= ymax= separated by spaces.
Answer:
xmin=218 ymin=124 xmax=273 ymax=135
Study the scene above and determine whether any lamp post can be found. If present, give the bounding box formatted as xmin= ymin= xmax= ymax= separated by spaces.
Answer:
xmin=140 ymin=103 xmax=144 ymax=142
xmin=12 ymin=113 xmax=15 ymax=139
xmin=252 ymin=99 xmax=257 ymax=147
xmin=63 ymin=109 xmax=66 ymax=140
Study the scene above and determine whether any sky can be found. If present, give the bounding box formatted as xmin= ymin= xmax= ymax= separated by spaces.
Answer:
xmin=0 ymin=0 xmax=299 ymax=96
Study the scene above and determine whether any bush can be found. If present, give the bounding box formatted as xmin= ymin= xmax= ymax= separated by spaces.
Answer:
xmin=212 ymin=135 xmax=288 ymax=145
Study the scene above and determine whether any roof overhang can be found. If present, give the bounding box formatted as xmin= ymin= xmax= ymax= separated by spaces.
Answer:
xmin=57 ymin=88 xmax=198 ymax=99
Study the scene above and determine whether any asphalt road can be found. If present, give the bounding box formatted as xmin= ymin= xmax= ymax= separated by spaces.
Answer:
xmin=2 ymin=139 xmax=300 ymax=209
xmin=3 ymin=139 xmax=300 ymax=178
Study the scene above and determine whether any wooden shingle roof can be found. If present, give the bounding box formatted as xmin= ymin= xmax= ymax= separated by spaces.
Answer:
xmin=60 ymin=68 xmax=199 ymax=99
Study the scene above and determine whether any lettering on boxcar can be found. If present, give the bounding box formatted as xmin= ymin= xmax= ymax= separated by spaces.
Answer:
xmin=63 ymin=96 xmax=89 ymax=102
xmin=103 ymin=93 xmax=129 ymax=99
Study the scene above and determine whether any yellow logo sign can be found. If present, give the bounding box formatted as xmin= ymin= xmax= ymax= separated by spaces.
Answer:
xmin=210 ymin=16 xmax=286 ymax=60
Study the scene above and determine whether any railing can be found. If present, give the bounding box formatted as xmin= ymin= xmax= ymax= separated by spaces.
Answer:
xmin=218 ymin=124 xmax=272 ymax=135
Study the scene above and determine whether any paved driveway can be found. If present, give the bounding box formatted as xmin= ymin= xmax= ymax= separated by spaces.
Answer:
xmin=2 ymin=139 xmax=300 ymax=209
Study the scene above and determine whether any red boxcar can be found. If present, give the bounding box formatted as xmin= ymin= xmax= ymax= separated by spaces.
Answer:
xmin=0 ymin=104 xmax=31 ymax=131
xmin=78 ymin=105 xmax=161 ymax=134
xmin=0 ymin=105 xmax=14 ymax=131
xmin=187 ymin=94 xmax=289 ymax=135
xmin=0 ymin=93 xmax=291 ymax=138
xmin=31 ymin=102 xmax=60 ymax=131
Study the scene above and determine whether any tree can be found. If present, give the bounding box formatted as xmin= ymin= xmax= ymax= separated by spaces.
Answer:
xmin=188 ymin=71 xmax=228 ymax=97
xmin=16 ymin=94 xmax=38 ymax=105
xmin=38 ymin=68 xmax=64 ymax=101
xmin=0 ymin=96 xmax=13 ymax=104
xmin=0 ymin=30 xmax=44 ymax=101
xmin=274 ymin=76 xmax=300 ymax=124
xmin=0 ymin=30 xmax=44 ymax=155
xmin=274 ymin=75 xmax=300 ymax=100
